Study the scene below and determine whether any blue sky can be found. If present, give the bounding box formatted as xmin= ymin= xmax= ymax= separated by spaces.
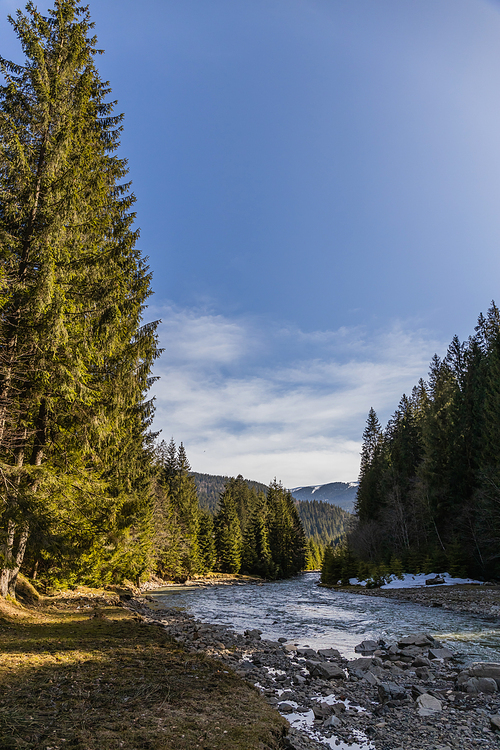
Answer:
xmin=2 ymin=0 xmax=500 ymax=485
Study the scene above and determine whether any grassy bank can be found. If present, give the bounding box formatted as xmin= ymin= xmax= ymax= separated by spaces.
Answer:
xmin=0 ymin=589 xmax=287 ymax=750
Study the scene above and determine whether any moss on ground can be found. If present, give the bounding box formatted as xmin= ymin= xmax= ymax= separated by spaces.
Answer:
xmin=0 ymin=591 xmax=287 ymax=750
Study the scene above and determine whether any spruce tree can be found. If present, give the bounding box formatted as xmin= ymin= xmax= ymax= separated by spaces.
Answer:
xmin=267 ymin=480 xmax=306 ymax=577
xmin=0 ymin=0 xmax=159 ymax=594
xmin=241 ymin=490 xmax=274 ymax=578
xmin=214 ymin=486 xmax=243 ymax=573
xmin=355 ymin=408 xmax=385 ymax=522
xmin=164 ymin=443 xmax=201 ymax=575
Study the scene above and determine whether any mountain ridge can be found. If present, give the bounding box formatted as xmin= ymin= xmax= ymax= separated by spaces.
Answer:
xmin=290 ymin=481 xmax=358 ymax=513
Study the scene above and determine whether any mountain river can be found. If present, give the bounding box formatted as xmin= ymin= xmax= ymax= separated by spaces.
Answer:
xmin=152 ymin=572 xmax=500 ymax=665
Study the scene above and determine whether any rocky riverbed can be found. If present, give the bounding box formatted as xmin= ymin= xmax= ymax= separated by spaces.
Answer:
xmin=125 ymin=594 xmax=500 ymax=750
xmin=331 ymin=583 xmax=500 ymax=620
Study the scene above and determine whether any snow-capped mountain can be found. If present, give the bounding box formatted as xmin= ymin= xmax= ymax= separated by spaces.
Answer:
xmin=290 ymin=482 xmax=358 ymax=513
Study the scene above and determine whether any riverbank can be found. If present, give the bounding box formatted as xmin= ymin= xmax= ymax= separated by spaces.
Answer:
xmin=0 ymin=588 xmax=287 ymax=750
xmin=128 ymin=593 xmax=500 ymax=750
xmin=127 ymin=598 xmax=500 ymax=750
xmin=327 ymin=582 xmax=500 ymax=619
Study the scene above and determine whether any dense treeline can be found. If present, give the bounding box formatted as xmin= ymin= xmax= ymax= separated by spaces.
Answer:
xmin=0 ymin=0 xmax=160 ymax=595
xmin=156 ymin=450 xmax=307 ymax=580
xmin=0 ymin=0 xmax=308 ymax=595
xmin=193 ymin=472 xmax=349 ymax=545
xmin=322 ymin=303 xmax=500 ymax=585
xmin=297 ymin=499 xmax=350 ymax=545
xmin=193 ymin=474 xmax=350 ymax=571
xmin=192 ymin=472 xmax=268 ymax=514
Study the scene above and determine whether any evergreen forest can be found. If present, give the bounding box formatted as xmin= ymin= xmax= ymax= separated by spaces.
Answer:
xmin=154 ymin=441 xmax=307 ymax=580
xmin=193 ymin=472 xmax=268 ymax=514
xmin=0 ymin=0 xmax=307 ymax=595
xmin=322 ymin=303 xmax=500 ymax=586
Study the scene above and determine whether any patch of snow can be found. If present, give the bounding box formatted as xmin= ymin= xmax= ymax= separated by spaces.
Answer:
xmin=381 ymin=572 xmax=482 ymax=589
xmin=348 ymin=482 xmax=359 ymax=488
xmin=312 ymin=485 xmax=321 ymax=494
xmin=348 ymin=572 xmax=482 ymax=589
xmin=285 ymin=704 xmax=373 ymax=750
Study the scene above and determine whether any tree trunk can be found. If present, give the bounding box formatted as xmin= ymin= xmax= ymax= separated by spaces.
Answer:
xmin=0 ymin=519 xmax=29 ymax=597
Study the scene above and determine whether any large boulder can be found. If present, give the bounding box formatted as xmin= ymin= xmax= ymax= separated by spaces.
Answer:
xmin=317 ymin=648 xmax=342 ymax=660
xmin=416 ymin=693 xmax=442 ymax=716
xmin=348 ymin=657 xmax=373 ymax=672
xmin=457 ymin=663 xmax=500 ymax=690
xmin=398 ymin=633 xmax=434 ymax=647
xmin=428 ymin=647 xmax=454 ymax=660
xmin=378 ymin=682 xmax=407 ymax=703
xmin=468 ymin=662 xmax=500 ymax=688
xmin=306 ymin=660 xmax=345 ymax=680
xmin=354 ymin=639 xmax=379 ymax=654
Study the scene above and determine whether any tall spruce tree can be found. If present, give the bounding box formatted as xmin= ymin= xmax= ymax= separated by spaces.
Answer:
xmin=0 ymin=0 xmax=159 ymax=594
xmin=241 ymin=490 xmax=274 ymax=578
xmin=160 ymin=441 xmax=201 ymax=575
xmin=355 ymin=408 xmax=384 ymax=522
xmin=214 ymin=485 xmax=243 ymax=573
xmin=267 ymin=480 xmax=306 ymax=577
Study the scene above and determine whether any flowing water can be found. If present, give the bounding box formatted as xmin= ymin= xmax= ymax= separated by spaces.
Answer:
xmin=152 ymin=572 xmax=500 ymax=664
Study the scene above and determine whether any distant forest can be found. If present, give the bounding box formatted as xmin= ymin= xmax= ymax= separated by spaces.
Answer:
xmin=194 ymin=472 xmax=350 ymax=546
xmin=298 ymin=499 xmax=350 ymax=546
xmin=322 ymin=303 xmax=500 ymax=586
xmin=193 ymin=473 xmax=268 ymax=514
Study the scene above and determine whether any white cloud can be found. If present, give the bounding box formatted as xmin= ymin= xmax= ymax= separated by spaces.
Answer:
xmin=149 ymin=305 xmax=444 ymax=487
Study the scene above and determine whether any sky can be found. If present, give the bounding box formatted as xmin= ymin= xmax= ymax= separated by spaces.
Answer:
xmin=2 ymin=0 xmax=500 ymax=486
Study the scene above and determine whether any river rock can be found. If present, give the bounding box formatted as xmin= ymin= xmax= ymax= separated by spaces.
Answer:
xmin=429 ymin=647 xmax=454 ymax=660
xmin=297 ymin=647 xmax=317 ymax=658
xmin=355 ymin=639 xmax=378 ymax=653
xmin=466 ymin=677 xmax=498 ymax=694
xmin=416 ymin=693 xmax=442 ymax=715
xmin=306 ymin=660 xmax=345 ymax=680
xmin=362 ymin=670 xmax=380 ymax=686
xmin=490 ymin=715 xmax=500 ymax=731
xmin=378 ymin=682 xmax=407 ymax=702
xmin=323 ymin=714 xmax=342 ymax=728
xmin=415 ymin=667 xmax=430 ymax=680
xmin=468 ymin=662 xmax=500 ymax=687
xmin=413 ymin=655 xmax=431 ymax=667
xmin=317 ymin=648 xmax=342 ymax=660
xmin=349 ymin=657 xmax=373 ymax=671
xmin=245 ymin=628 xmax=262 ymax=639
xmin=312 ymin=702 xmax=333 ymax=719
xmin=398 ymin=633 xmax=434 ymax=647
xmin=426 ymin=575 xmax=445 ymax=585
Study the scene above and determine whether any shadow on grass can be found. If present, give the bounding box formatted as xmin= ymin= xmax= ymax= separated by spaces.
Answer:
xmin=0 ymin=605 xmax=287 ymax=750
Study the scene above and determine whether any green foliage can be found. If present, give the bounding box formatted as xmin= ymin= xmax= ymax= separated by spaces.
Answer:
xmin=198 ymin=509 xmax=216 ymax=573
xmin=0 ymin=0 xmax=159 ymax=594
xmin=214 ymin=487 xmax=243 ymax=574
xmin=345 ymin=302 xmax=500 ymax=581
xmin=156 ymin=441 xmax=202 ymax=578
xmin=193 ymin=472 xmax=268 ymax=514
xmin=304 ymin=537 xmax=325 ymax=570
xmin=295 ymin=498 xmax=350 ymax=546
xmin=266 ymin=480 xmax=306 ymax=578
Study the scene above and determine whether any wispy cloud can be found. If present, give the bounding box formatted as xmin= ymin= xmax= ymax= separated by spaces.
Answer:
xmin=149 ymin=305 xmax=444 ymax=487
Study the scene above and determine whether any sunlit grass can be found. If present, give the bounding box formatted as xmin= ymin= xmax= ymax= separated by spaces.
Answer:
xmin=0 ymin=595 xmax=286 ymax=750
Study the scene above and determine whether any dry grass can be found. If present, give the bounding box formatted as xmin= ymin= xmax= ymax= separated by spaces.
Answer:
xmin=0 ymin=592 xmax=287 ymax=750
